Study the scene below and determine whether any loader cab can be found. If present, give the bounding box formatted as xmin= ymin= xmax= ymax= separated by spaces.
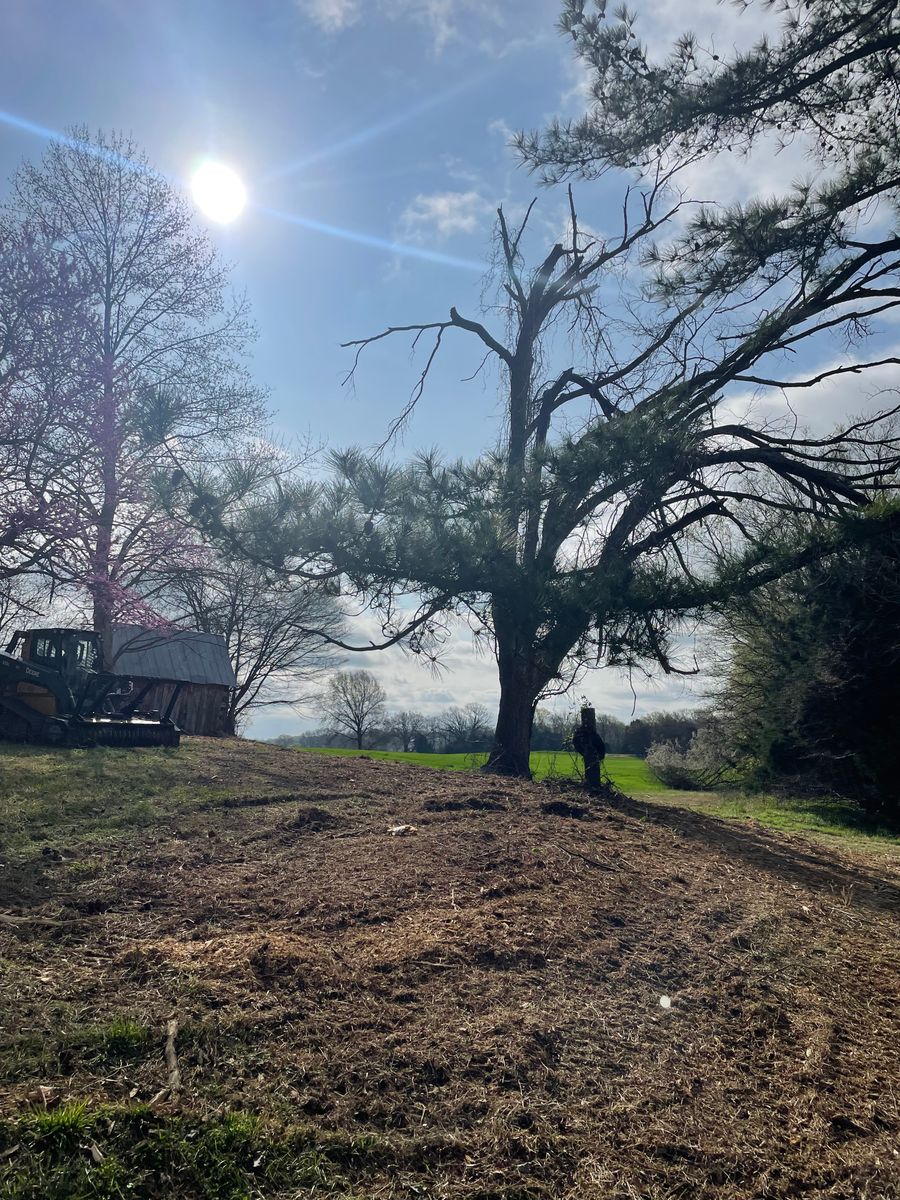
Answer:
xmin=0 ymin=627 xmax=180 ymax=746
xmin=7 ymin=629 xmax=102 ymax=682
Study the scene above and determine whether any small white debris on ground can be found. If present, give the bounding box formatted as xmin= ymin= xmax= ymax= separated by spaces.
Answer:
xmin=387 ymin=824 xmax=418 ymax=836
xmin=659 ymin=995 xmax=673 ymax=1009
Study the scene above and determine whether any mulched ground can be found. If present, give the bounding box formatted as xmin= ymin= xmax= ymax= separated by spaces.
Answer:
xmin=1 ymin=740 xmax=899 ymax=1198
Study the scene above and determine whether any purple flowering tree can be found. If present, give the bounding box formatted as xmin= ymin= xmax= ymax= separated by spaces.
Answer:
xmin=7 ymin=129 xmax=266 ymax=663
xmin=0 ymin=222 xmax=92 ymax=588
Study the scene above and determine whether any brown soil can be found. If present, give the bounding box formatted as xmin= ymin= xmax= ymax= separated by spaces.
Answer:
xmin=2 ymin=740 xmax=899 ymax=1198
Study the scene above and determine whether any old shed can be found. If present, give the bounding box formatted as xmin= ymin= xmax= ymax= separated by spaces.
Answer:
xmin=111 ymin=625 xmax=237 ymax=736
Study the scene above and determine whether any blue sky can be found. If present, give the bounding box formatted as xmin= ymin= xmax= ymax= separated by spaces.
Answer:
xmin=2 ymin=0 xmax=578 ymax=455
xmin=3 ymin=0 xmax=895 ymax=736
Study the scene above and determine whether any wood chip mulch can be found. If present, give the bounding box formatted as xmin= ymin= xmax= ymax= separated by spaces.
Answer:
xmin=1 ymin=741 xmax=899 ymax=1198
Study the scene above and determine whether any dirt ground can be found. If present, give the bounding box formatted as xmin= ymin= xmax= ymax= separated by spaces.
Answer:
xmin=1 ymin=739 xmax=899 ymax=1198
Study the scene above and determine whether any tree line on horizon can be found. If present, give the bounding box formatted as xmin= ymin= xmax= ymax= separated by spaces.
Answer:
xmin=270 ymin=667 xmax=703 ymax=757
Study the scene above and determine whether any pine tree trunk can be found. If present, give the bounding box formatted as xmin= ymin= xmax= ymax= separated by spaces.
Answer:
xmin=482 ymin=615 xmax=541 ymax=778
xmin=483 ymin=681 xmax=537 ymax=777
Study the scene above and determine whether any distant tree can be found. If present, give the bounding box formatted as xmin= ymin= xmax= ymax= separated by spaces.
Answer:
xmin=440 ymin=702 xmax=492 ymax=753
xmin=531 ymin=707 xmax=571 ymax=750
xmin=531 ymin=706 xmax=632 ymax=752
xmin=413 ymin=726 xmax=435 ymax=753
xmin=622 ymin=710 xmax=703 ymax=757
xmin=272 ymin=729 xmax=339 ymax=749
xmin=595 ymin=713 xmax=627 ymax=755
xmin=321 ymin=670 xmax=387 ymax=750
xmin=417 ymin=716 xmax=445 ymax=754
xmin=161 ymin=551 xmax=344 ymax=731
xmin=7 ymin=128 xmax=265 ymax=663
xmin=385 ymin=709 xmax=427 ymax=752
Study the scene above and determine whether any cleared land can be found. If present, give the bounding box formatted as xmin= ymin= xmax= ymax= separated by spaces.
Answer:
xmin=0 ymin=738 xmax=898 ymax=1199
xmin=298 ymin=749 xmax=663 ymax=792
xmin=301 ymin=749 xmax=899 ymax=845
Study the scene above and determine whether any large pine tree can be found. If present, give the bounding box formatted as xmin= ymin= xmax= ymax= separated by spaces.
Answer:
xmin=206 ymin=192 xmax=900 ymax=777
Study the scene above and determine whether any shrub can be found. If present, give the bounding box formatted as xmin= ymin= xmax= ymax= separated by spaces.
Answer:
xmin=646 ymin=723 xmax=733 ymax=791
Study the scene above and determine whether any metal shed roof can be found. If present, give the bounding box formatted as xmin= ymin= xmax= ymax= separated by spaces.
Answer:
xmin=111 ymin=625 xmax=237 ymax=688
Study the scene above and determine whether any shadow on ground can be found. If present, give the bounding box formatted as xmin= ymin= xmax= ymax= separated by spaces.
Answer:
xmin=605 ymin=790 xmax=900 ymax=914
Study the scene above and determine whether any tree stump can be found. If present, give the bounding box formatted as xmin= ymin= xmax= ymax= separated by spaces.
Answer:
xmin=572 ymin=705 xmax=606 ymax=792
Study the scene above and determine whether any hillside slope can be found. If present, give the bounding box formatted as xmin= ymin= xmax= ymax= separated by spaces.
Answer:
xmin=1 ymin=738 xmax=898 ymax=1199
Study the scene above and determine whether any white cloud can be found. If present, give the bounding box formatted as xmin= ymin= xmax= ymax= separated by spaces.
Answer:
xmin=719 ymin=346 xmax=900 ymax=436
xmin=295 ymin=0 xmax=360 ymax=32
xmin=400 ymin=189 xmax=494 ymax=241
xmin=676 ymin=133 xmax=817 ymax=211
xmin=487 ymin=117 xmax=514 ymax=142
xmin=631 ymin=0 xmax=781 ymax=60
xmin=296 ymin=0 xmax=502 ymax=50
xmin=441 ymin=155 xmax=485 ymax=187
xmin=389 ymin=0 xmax=501 ymax=52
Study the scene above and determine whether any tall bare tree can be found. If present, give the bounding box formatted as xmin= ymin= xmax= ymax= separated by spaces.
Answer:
xmin=321 ymin=670 xmax=387 ymax=750
xmin=162 ymin=552 xmax=344 ymax=730
xmin=7 ymin=128 xmax=265 ymax=661
xmin=385 ymin=708 xmax=427 ymax=752
xmin=440 ymin=703 xmax=492 ymax=753
xmin=0 ymin=221 xmax=91 ymax=584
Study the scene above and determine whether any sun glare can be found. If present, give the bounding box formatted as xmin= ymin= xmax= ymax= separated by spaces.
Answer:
xmin=191 ymin=161 xmax=247 ymax=224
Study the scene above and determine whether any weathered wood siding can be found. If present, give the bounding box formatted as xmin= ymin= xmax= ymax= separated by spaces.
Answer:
xmin=129 ymin=680 xmax=233 ymax=736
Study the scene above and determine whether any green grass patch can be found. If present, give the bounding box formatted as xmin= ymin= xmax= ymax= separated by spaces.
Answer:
xmin=0 ymin=744 xmax=188 ymax=852
xmin=641 ymin=787 xmax=900 ymax=847
xmin=1 ymin=1019 xmax=152 ymax=1084
xmin=297 ymin=748 xmax=668 ymax=793
xmin=92 ymin=1018 xmax=151 ymax=1062
xmin=0 ymin=1102 xmax=390 ymax=1199
xmin=2 ymin=737 xmax=894 ymax=861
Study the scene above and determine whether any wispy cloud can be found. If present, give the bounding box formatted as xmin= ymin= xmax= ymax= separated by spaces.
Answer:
xmin=296 ymin=0 xmax=502 ymax=52
xmin=295 ymin=0 xmax=360 ymax=33
xmin=399 ymin=189 xmax=494 ymax=241
xmin=392 ymin=0 xmax=501 ymax=52
xmin=487 ymin=116 xmax=514 ymax=142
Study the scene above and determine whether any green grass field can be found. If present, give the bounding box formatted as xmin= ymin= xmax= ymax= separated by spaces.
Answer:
xmin=298 ymin=747 xmax=665 ymax=792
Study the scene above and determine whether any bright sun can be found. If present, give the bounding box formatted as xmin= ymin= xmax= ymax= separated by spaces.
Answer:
xmin=191 ymin=161 xmax=247 ymax=224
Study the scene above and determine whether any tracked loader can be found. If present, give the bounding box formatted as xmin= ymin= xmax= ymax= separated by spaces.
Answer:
xmin=0 ymin=628 xmax=181 ymax=748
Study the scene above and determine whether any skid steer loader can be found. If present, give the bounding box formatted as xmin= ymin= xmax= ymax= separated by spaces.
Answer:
xmin=0 ymin=628 xmax=181 ymax=748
